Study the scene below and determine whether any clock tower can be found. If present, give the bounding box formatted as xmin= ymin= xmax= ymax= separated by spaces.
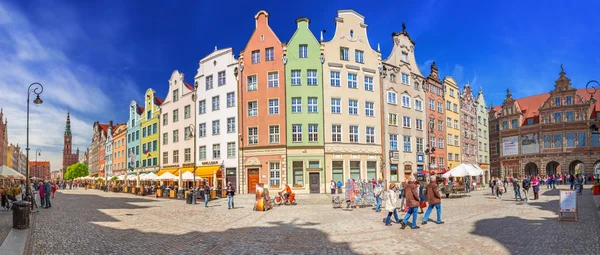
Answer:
xmin=62 ymin=112 xmax=80 ymax=176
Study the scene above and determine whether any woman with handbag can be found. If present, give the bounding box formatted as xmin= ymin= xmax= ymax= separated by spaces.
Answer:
xmin=384 ymin=183 xmax=400 ymax=226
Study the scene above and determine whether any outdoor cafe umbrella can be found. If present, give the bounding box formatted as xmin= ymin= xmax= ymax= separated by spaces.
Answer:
xmin=442 ymin=164 xmax=473 ymax=178
xmin=158 ymin=172 xmax=177 ymax=181
xmin=0 ymin=165 xmax=25 ymax=179
xmin=181 ymin=171 xmax=195 ymax=181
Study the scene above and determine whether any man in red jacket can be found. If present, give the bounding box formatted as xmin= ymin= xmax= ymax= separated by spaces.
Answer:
xmin=400 ymin=176 xmax=421 ymax=230
xmin=422 ymin=176 xmax=444 ymax=225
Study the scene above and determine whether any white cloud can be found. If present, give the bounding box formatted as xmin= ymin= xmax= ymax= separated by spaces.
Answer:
xmin=0 ymin=2 xmax=121 ymax=171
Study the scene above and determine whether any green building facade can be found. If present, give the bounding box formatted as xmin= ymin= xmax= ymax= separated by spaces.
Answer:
xmin=284 ymin=18 xmax=325 ymax=193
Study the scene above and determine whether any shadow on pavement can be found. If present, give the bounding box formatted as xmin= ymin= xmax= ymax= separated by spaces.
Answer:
xmin=29 ymin=191 xmax=355 ymax=255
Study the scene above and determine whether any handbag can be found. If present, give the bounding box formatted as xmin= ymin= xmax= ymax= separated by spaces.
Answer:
xmin=420 ymin=202 xmax=427 ymax=208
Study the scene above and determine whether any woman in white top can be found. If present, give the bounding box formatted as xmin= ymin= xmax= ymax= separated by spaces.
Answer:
xmin=384 ymin=183 xmax=401 ymax=226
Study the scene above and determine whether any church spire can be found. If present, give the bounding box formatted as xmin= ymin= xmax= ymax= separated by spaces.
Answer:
xmin=64 ymin=111 xmax=72 ymax=136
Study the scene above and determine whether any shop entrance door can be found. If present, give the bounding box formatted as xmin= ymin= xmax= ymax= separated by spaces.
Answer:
xmin=309 ymin=173 xmax=320 ymax=193
xmin=248 ymin=169 xmax=259 ymax=194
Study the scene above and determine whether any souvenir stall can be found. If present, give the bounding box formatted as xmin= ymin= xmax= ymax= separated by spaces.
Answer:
xmin=344 ymin=179 xmax=375 ymax=209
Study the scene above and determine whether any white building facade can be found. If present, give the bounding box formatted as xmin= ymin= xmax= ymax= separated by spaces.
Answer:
xmin=159 ymin=70 xmax=196 ymax=179
xmin=195 ymin=47 xmax=239 ymax=189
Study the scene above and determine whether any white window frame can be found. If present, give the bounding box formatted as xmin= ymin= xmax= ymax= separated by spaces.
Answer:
xmin=307 ymin=69 xmax=317 ymax=85
xmin=291 ymin=70 xmax=302 ymax=85
xmin=268 ymin=99 xmax=279 ymax=115
xmin=292 ymin=124 xmax=303 ymax=142
xmin=248 ymin=127 xmax=258 ymax=145
xmin=401 ymin=95 xmax=411 ymax=108
xmin=365 ymin=101 xmax=374 ymax=117
xmin=348 ymin=73 xmax=358 ymax=88
xmin=292 ymin=97 xmax=302 ymax=113
xmin=247 ymin=75 xmax=257 ymax=91
xmin=268 ymin=72 xmax=279 ymax=88
xmin=348 ymin=100 xmax=358 ymax=115
xmin=308 ymin=97 xmax=318 ymax=113
xmin=364 ymin=76 xmax=374 ymax=91
xmin=331 ymin=98 xmax=341 ymax=114
xmin=330 ymin=71 xmax=341 ymax=87
xmin=387 ymin=91 xmax=397 ymax=104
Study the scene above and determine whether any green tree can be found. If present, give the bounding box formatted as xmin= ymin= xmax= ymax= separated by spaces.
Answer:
xmin=64 ymin=163 xmax=89 ymax=180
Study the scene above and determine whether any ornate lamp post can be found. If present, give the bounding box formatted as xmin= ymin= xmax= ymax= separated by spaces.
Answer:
xmin=425 ymin=145 xmax=436 ymax=172
xmin=189 ymin=83 xmax=198 ymax=204
xmin=26 ymin=83 xmax=44 ymax=203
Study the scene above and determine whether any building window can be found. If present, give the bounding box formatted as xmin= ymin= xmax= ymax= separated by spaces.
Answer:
xmin=450 ymin=89 xmax=455 ymax=97
xmin=348 ymin=100 xmax=358 ymax=115
xmin=184 ymin=105 xmax=191 ymax=119
xmin=388 ymin=113 xmax=398 ymax=126
xmin=437 ymin=102 xmax=443 ymax=113
xmin=227 ymin=117 xmax=235 ymax=133
xmin=248 ymin=127 xmax=258 ymax=145
xmin=349 ymin=125 xmax=359 ymax=143
xmin=308 ymin=97 xmax=318 ymax=113
xmin=387 ymin=91 xmax=397 ymax=104
xmin=292 ymin=124 xmax=303 ymax=142
xmin=502 ymin=121 xmax=508 ymax=130
xmin=162 ymin=152 xmax=168 ymax=164
xmin=447 ymin=118 xmax=452 ymax=128
xmin=401 ymin=73 xmax=410 ymax=85
xmin=299 ymin=44 xmax=308 ymax=58
xmin=365 ymin=101 xmax=374 ymax=117
xmin=448 ymin=152 xmax=453 ymax=161
xmin=429 ymin=99 xmax=435 ymax=110
xmin=217 ymin=71 xmax=226 ymax=86
xmin=212 ymin=120 xmax=220 ymax=135
xmin=402 ymin=116 xmax=411 ymax=128
xmin=269 ymin=99 xmax=279 ymax=115
xmin=172 ymin=130 xmax=179 ymax=143
xmin=172 ymin=150 xmax=179 ymax=163
xmin=330 ymin=71 xmax=341 ymax=87
xmin=268 ymin=72 xmax=279 ymax=88
xmin=455 ymin=154 xmax=459 ymax=161
xmin=153 ymin=123 xmax=157 ymax=135
xmin=348 ymin=73 xmax=358 ymax=88
xmin=307 ymin=70 xmax=317 ymax=85
xmin=438 ymin=120 xmax=443 ymax=131
xmin=578 ymin=132 xmax=586 ymax=147
xmin=206 ymin=75 xmax=214 ymax=90
xmin=226 ymin=142 xmax=235 ymax=158
xmin=162 ymin=133 xmax=168 ymax=145
xmin=269 ymin=125 xmax=280 ymax=144
xmin=439 ymin=138 xmax=444 ymax=148
xmin=446 ymin=101 xmax=451 ymax=110
xmin=197 ymin=146 xmax=205 ymax=160
xmin=554 ymin=133 xmax=562 ymax=148
xmin=332 ymin=124 xmax=342 ymax=143
xmin=350 ymin=161 xmax=360 ymax=180
xmin=403 ymin=136 xmax=411 ymax=152
xmin=212 ymin=144 xmax=220 ymax=159
xmin=331 ymin=98 xmax=341 ymax=113
xmin=447 ymin=134 xmax=452 ymax=145
xmin=199 ymin=100 xmax=206 ymax=114
xmin=430 ymin=137 xmax=436 ymax=148
xmin=251 ymin=50 xmax=260 ymax=64
xmin=453 ymin=104 xmax=458 ymax=113
xmin=415 ymin=99 xmax=423 ymax=111
xmin=390 ymin=74 xmax=396 ymax=82
xmin=226 ymin=92 xmax=235 ymax=107
xmin=212 ymin=96 xmax=220 ymax=111
xmin=308 ymin=124 xmax=319 ymax=142
xmin=270 ymin=162 xmax=281 ymax=187
xmin=184 ymin=148 xmax=191 ymax=162
xmin=340 ymin=47 xmax=349 ymax=61
xmin=555 ymin=97 xmax=561 ymax=106
xmin=566 ymin=96 xmax=573 ymax=105
xmin=566 ymin=111 xmax=574 ymax=122
xmin=173 ymin=109 xmax=179 ymax=123
xmin=593 ymin=133 xmax=600 ymax=146
xmin=248 ymin=101 xmax=257 ymax=117
xmin=355 ymin=50 xmax=364 ymax=63
xmin=416 ymin=137 xmax=424 ymax=152
xmin=366 ymin=126 xmax=375 ymax=144
xmin=247 ymin=75 xmax=257 ymax=91
xmin=364 ymin=76 xmax=373 ymax=91
xmin=293 ymin=161 xmax=304 ymax=186
xmin=265 ymin=47 xmax=274 ymax=61
xmin=454 ymin=135 xmax=459 ymax=146
xmin=162 ymin=113 xmax=168 ymax=126
xmin=199 ymin=123 xmax=206 ymax=137
xmin=292 ymin=97 xmax=302 ymax=113
xmin=554 ymin=112 xmax=562 ymax=123
xmin=566 ymin=132 xmax=575 ymax=147
xmin=389 ymin=134 xmax=398 ymax=151
xmin=543 ymin=134 xmax=552 ymax=148
xmin=527 ymin=118 xmax=534 ymax=125
xmin=401 ymin=52 xmax=408 ymax=62
xmin=184 ymin=126 xmax=192 ymax=141
xmin=291 ymin=70 xmax=302 ymax=85
xmin=402 ymin=95 xmax=411 ymax=108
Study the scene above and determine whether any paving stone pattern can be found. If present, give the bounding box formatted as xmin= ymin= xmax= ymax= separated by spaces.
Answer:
xmin=0 ymin=207 xmax=13 ymax=246
xmin=28 ymin=185 xmax=600 ymax=255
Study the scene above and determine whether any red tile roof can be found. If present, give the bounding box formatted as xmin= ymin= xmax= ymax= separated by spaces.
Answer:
xmin=184 ymin=82 xmax=195 ymax=91
xmin=154 ymin=96 xmax=164 ymax=106
xmin=136 ymin=106 xmax=144 ymax=115
xmin=493 ymin=88 xmax=600 ymax=124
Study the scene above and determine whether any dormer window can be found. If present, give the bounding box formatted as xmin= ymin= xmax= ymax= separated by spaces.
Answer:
xmin=350 ymin=30 xmax=354 ymax=38
xmin=401 ymin=53 xmax=408 ymax=62
xmin=173 ymin=89 xmax=179 ymax=102
xmin=555 ymin=97 xmax=561 ymax=106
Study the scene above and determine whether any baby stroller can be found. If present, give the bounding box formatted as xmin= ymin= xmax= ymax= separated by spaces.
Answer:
xmin=332 ymin=195 xmax=341 ymax=209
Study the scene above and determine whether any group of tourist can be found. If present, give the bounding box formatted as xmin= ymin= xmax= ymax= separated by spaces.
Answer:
xmin=0 ymin=182 xmax=22 ymax=210
xmin=489 ymin=173 xmax=590 ymax=201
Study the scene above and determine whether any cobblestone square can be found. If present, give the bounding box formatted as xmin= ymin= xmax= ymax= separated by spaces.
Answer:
xmin=27 ymin=185 xmax=600 ymax=255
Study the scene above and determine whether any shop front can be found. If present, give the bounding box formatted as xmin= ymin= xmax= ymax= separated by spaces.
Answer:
xmin=390 ymin=164 xmax=399 ymax=182
xmin=287 ymin=156 xmax=325 ymax=194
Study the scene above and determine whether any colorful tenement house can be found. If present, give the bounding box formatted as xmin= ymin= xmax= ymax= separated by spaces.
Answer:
xmin=322 ymin=10 xmax=382 ymax=185
xmin=460 ymin=83 xmax=478 ymax=165
xmin=30 ymin=161 xmax=50 ymax=179
xmin=195 ymin=47 xmax=239 ymax=189
xmin=62 ymin=112 xmax=80 ymax=176
xmin=140 ymin=89 xmax=163 ymax=172
xmin=489 ymin=65 xmax=600 ymax=178
xmin=111 ymin=124 xmax=127 ymax=176
xmin=159 ymin=71 xmax=196 ymax=180
xmin=238 ymin=10 xmax=287 ymax=194
xmin=127 ymin=101 xmax=144 ymax=171
xmin=475 ymin=87 xmax=490 ymax=181
xmin=90 ymin=121 xmax=113 ymax=176
xmin=424 ymin=62 xmax=446 ymax=174
xmin=444 ymin=77 xmax=461 ymax=169
xmin=284 ymin=18 xmax=325 ymax=193
xmin=382 ymin=25 xmax=427 ymax=182
xmin=0 ymin=109 xmax=8 ymax=167
xmin=8 ymin=144 xmax=22 ymax=173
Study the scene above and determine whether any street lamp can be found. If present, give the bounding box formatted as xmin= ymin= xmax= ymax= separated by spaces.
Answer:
xmin=25 ymin=83 xmax=43 ymax=204
xmin=425 ymin=145 xmax=436 ymax=172
xmin=189 ymin=83 xmax=198 ymax=204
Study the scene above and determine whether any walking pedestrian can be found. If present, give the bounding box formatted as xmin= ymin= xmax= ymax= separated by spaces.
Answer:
xmin=51 ymin=181 xmax=57 ymax=198
xmin=226 ymin=182 xmax=235 ymax=209
xmin=417 ymin=182 xmax=425 ymax=214
xmin=203 ymin=183 xmax=210 ymax=208
xmin=569 ymin=174 xmax=575 ymax=190
xmin=489 ymin=179 xmax=495 ymax=195
xmin=495 ymin=178 xmax=504 ymax=199
xmin=400 ymin=176 xmax=420 ymax=230
xmin=374 ymin=181 xmax=383 ymax=212
xmin=330 ymin=180 xmax=336 ymax=195
xmin=513 ymin=178 xmax=523 ymax=201
xmin=336 ymin=180 xmax=343 ymax=194
xmin=522 ymin=176 xmax=530 ymax=201
xmin=422 ymin=176 xmax=444 ymax=225
xmin=531 ymin=176 xmax=540 ymax=200
xmin=384 ymin=183 xmax=400 ymax=226
xmin=44 ymin=181 xmax=52 ymax=208
xmin=39 ymin=181 xmax=46 ymax=208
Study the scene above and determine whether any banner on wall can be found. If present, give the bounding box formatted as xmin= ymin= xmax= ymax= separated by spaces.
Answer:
xmin=502 ymin=136 xmax=519 ymax=156
xmin=520 ymin=133 xmax=539 ymax=154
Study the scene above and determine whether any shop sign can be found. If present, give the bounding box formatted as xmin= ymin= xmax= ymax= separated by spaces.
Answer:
xmin=162 ymin=164 xmax=179 ymax=169
xmin=417 ymin=154 xmax=424 ymax=163
xmin=182 ymin=163 xmax=195 ymax=168
xmin=404 ymin=164 xmax=412 ymax=173
xmin=201 ymin=160 xmax=220 ymax=166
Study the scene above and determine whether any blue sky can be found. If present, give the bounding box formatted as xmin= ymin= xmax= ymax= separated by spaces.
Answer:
xmin=0 ymin=0 xmax=598 ymax=171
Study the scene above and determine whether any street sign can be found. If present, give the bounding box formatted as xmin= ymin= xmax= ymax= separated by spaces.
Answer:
xmin=558 ymin=190 xmax=577 ymax=221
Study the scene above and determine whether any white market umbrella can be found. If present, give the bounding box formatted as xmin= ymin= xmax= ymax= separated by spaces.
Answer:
xmin=180 ymin=171 xmax=195 ymax=181
xmin=442 ymin=164 xmax=472 ymax=178
xmin=142 ymin=173 xmax=158 ymax=181
xmin=468 ymin=164 xmax=484 ymax=176
xmin=158 ymin=172 xmax=177 ymax=181
xmin=0 ymin=165 xmax=25 ymax=179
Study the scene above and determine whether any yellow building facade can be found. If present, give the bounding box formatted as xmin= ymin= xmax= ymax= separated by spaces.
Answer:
xmin=444 ymin=77 xmax=461 ymax=169
xmin=140 ymin=88 xmax=163 ymax=172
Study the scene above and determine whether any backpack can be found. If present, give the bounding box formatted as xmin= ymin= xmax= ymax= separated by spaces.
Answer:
xmin=522 ymin=179 xmax=530 ymax=189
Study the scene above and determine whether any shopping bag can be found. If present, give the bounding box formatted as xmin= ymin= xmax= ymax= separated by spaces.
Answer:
xmin=420 ymin=202 xmax=427 ymax=209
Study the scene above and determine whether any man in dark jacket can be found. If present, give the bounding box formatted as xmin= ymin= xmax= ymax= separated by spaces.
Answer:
xmin=44 ymin=181 xmax=52 ymax=208
xmin=226 ymin=182 xmax=235 ymax=209
xmin=400 ymin=176 xmax=421 ymax=230
xmin=522 ymin=176 xmax=531 ymax=201
xmin=422 ymin=176 xmax=444 ymax=225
